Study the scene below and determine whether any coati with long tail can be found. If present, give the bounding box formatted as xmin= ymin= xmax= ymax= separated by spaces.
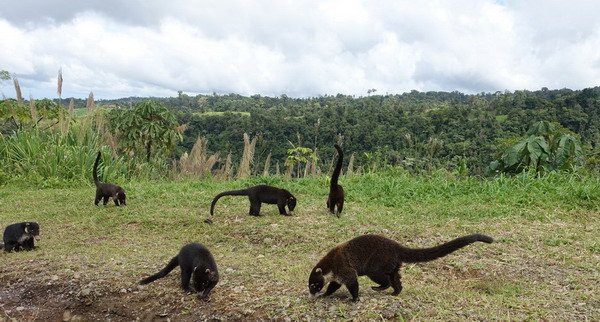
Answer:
xmin=308 ymin=233 xmax=493 ymax=302
xmin=93 ymin=151 xmax=126 ymax=206
xmin=210 ymin=184 xmax=296 ymax=217
xmin=139 ymin=243 xmax=219 ymax=299
xmin=327 ymin=144 xmax=344 ymax=217
xmin=2 ymin=222 xmax=40 ymax=252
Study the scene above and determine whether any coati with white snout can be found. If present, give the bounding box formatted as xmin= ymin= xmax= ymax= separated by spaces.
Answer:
xmin=327 ymin=144 xmax=344 ymax=217
xmin=308 ymin=233 xmax=493 ymax=302
xmin=210 ymin=184 xmax=296 ymax=217
xmin=2 ymin=222 xmax=40 ymax=252
xmin=139 ymin=243 xmax=219 ymax=299
xmin=93 ymin=151 xmax=126 ymax=206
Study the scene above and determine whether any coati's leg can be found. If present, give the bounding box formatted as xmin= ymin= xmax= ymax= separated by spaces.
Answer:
xmin=368 ymin=274 xmax=391 ymax=291
xmin=249 ymin=199 xmax=261 ymax=216
xmin=22 ymin=238 xmax=35 ymax=250
xmin=328 ymin=199 xmax=335 ymax=214
xmin=103 ymin=195 xmax=109 ymax=205
xmin=3 ymin=241 xmax=17 ymax=252
xmin=322 ymin=282 xmax=342 ymax=296
xmin=95 ymin=191 xmax=101 ymax=205
xmin=180 ymin=267 xmax=192 ymax=291
xmin=113 ymin=195 xmax=120 ymax=206
xmin=277 ymin=201 xmax=290 ymax=216
xmin=390 ymin=270 xmax=403 ymax=295
xmin=336 ymin=201 xmax=344 ymax=217
xmin=345 ymin=278 xmax=360 ymax=302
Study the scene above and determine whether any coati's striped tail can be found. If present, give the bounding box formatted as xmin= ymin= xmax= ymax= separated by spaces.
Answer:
xmin=139 ymin=256 xmax=179 ymax=284
xmin=209 ymin=189 xmax=250 ymax=216
xmin=399 ymin=234 xmax=493 ymax=263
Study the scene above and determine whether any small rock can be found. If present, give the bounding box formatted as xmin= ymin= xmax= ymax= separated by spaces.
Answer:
xmin=257 ymin=254 xmax=265 ymax=258
xmin=51 ymin=275 xmax=59 ymax=281
xmin=16 ymin=306 xmax=26 ymax=312
xmin=233 ymin=286 xmax=244 ymax=293
xmin=120 ymin=288 xmax=127 ymax=294
xmin=263 ymin=237 xmax=273 ymax=244
xmin=70 ymin=315 xmax=84 ymax=322
xmin=225 ymin=268 xmax=235 ymax=273
xmin=73 ymin=272 xmax=81 ymax=279
xmin=62 ymin=310 xmax=72 ymax=321
xmin=80 ymin=288 xmax=92 ymax=296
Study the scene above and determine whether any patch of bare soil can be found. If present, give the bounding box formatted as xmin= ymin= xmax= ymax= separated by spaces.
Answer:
xmin=0 ymin=262 xmax=258 ymax=321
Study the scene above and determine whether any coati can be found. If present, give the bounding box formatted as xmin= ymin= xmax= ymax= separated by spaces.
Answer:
xmin=2 ymin=222 xmax=40 ymax=252
xmin=139 ymin=243 xmax=219 ymax=299
xmin=327 ymin=144 xmax=344 ymax=217
xmin=210 ymin=184 xmax=296 ymax=217
xmin=93 ymin=151 xmax=126 ymax=206
xmin=308 ymin=233 xmax=493 ymax=301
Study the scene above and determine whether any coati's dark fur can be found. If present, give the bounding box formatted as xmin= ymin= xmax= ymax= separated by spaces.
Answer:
xmin=2 ymin=222 xmax=40 ymax=252
xmin=139 ymin=243 xmax=219 ymax=298
xmin=210 ymin=184 xmax=296 ymax=217
xmin=308 ymin=234 xmax=493 ymax=301
xmin=93 ymin=151 xmax=126 ymax=206
xmin=327 ymin=144 xmax=344 ymax=217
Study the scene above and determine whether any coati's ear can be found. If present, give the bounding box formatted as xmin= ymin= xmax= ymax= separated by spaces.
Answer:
xmin=193 ymin=266 xmax=198 ymax=272
xmin=205 ymin=268 xmax=211 ymax=274
xmin=25 ymin=223 xmax=30 ymax=234
xmin=315 ymin=267 xmax=322 ymax=275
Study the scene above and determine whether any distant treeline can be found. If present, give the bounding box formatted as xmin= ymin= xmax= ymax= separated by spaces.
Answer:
xmin=67 ymin=87 xmax=600 ymax=175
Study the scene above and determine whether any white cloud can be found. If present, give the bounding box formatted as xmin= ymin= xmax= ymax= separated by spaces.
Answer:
xmin=0 ymin=0 xmax=599 ymax=99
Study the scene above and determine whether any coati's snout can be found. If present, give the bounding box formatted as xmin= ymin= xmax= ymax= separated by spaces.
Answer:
xmin=118 ymin=192 xmax=127 ymax=206
xmin=194 ymin=268 xmax=219 ymax=299
xmin=287 ymin=197 xmax=297 ymax=215
xmin=25 ymin=222 xmax=40 ymax=239
xmin=308 ymin=267 xmax=324 ymax=295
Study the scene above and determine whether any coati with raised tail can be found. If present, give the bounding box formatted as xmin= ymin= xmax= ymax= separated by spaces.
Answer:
xmin=308 ymin=233 xmax=493 ymax=302
xmin=139 ymin=243 xmax=219 ymax=298
xmin=93 ymin=151 xmax=126 ymax=206
xmin=327 ymin=144 xmax=344 ymax=217
xmin=210 ymin=184 xmax=296 ymax=217
xmin=2 ymin=222 xmax=40 ymax=252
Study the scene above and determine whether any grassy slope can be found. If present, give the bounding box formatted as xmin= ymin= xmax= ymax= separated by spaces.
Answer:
xmin=1 ymin=172 xmax=599 ymax=321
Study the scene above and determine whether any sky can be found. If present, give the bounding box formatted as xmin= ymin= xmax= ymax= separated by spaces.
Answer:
xmin=1 ymin=0 xmax=599 ymax=99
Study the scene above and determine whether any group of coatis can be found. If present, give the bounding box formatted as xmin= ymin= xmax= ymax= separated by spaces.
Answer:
xmin=3 ymin=145 xmax=493 ymax=302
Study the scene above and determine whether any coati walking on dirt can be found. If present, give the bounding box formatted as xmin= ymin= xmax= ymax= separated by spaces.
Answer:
xmin=139 ymin=243 xmax=219 ymax=299
xmin=93 ymin=151 xmax=126 ymax=206
xmin=308 ymin=233 xmax=493 ymax=301
xmin=2 ymin=222 xmax=40 ymax=252
xmin=327 ymin=144 xmax=344 ymax=217
xmin=210 ymin=184 xmax=296 ymax=217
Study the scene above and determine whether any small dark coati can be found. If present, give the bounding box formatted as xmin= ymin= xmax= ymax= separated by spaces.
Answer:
xmin=139 ymin=243 xmax=219 ymax=298
xmin=308 ymin=233 xmax=493 ymax=301
xmin=2 ymin=222 xmax=40 ymax=252
xmin=327 ymin=144 xmax=344 ymax=217
xmin=93 ymin=151 xmax=126 ymax=206
xmin=210 ymin=184 xmax=296 ymax=217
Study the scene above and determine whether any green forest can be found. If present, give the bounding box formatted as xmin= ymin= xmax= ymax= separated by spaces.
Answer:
xmin=1 ymin=84 xmax=600 ymax=185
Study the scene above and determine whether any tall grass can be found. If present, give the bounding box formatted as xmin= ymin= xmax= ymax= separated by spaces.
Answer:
xmin=0 ymin=109 xmax=169 ymax=187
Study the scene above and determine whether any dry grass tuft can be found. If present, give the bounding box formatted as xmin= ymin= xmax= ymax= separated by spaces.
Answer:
xmin=347 ymin=153 xmax=355 ymax=175
xmin=29 ymin=94 xmax=37 ymax=124
xmin=216 ymin=152 xmax=233 ymax=180
xmin=68 ymin=98 xmax=75 ymax=119
xmin=179 ymin=136 xmax=220 ymax=178
xmin=57 ymin=68 xmax=63 ymax=99
xmin=13 ymin=77 xmax=23 ymax=104
xmin=262 ymin=153 xmax=272 ymax=176
xmin=86 ymin=92 xmax=95 ymax=112
xmin=237 ymin=133 xmax=257 ymax=179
